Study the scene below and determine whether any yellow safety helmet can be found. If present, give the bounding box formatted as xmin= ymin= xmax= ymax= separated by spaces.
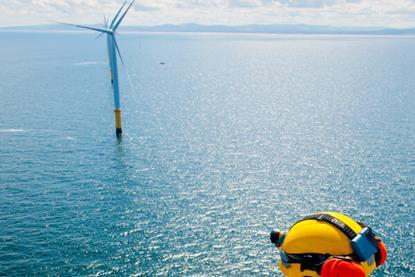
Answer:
xmin=270 ymin=212 xmax=387 ymax=277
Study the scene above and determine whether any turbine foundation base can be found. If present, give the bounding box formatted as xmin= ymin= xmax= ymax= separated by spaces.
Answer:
xmin=114 ymin=109 xmax=122 ymax=136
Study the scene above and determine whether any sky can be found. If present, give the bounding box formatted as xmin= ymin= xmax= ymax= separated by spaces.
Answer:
xmin=0 ymin=0 xmax=415 ymax=28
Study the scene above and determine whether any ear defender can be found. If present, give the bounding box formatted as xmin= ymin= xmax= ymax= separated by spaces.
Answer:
xmin=321 ymin=258 xmax=366 ymax=277
xmin=375 ymin=237 xmax=387 ymax=266
xmin=319 ymin=234 xmax=387 ymax=277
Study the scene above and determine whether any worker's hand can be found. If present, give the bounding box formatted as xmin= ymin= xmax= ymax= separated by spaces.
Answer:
xmin=321 ymin=258 xmax=365 ymax=277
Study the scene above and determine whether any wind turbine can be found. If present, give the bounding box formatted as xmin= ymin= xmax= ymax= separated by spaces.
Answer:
xmin=60 ymin=0 xmax=136 ymax=136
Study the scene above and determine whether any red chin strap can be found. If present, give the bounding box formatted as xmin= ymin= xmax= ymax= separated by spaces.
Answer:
xmin=320 ymin=258 xmax=366 ymax=277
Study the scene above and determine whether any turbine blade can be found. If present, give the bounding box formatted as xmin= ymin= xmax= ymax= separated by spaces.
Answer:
xmin=110 ymin=0 xmax=128 ymax=28
xmin=112 ymin=36 xmax=125 ymax=67
xmin=112 ymin=0 xmax=135 ymax=32
xmin=112 ymin=36 xmax=136 ymax=95
xmin=55 ymin=21 xmax=111 ymax=34
xmin=104 ymin=15 xmax=108 ymax=28
xmin=95 ymin=32 xmax=105 ymax=40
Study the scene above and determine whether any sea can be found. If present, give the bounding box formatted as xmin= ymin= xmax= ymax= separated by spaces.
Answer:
xmin=0 ymin=31 xmax=414 ymax=276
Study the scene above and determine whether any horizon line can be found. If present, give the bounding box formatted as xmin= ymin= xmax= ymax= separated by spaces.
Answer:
xmin=1 ymin=22 xmax=415 ymax=30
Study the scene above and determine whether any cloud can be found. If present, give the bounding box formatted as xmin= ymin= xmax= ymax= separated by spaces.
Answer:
xmin=0 ymin=0 xmax=414 ymax=28
xmin=277 ymin=0 xmax=337 ymax=8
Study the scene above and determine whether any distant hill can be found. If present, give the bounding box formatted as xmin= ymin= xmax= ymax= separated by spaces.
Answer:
xmin=2 ymin=23 xmax=415 ymax=35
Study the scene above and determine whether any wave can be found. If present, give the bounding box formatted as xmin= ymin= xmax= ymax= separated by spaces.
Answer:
xmin=0 ymin=129 xmax=27 ymax=133
xmin=74 ymin=61 xmax=106 ymax=66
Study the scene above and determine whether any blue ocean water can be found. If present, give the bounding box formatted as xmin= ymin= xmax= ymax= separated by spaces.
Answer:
xmin=0 ymin=31 xmax=414 ymax=276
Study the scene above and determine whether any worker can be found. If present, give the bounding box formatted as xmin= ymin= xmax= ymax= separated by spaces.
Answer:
xmin=270 ymin=212 xmax=387 ymax=277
